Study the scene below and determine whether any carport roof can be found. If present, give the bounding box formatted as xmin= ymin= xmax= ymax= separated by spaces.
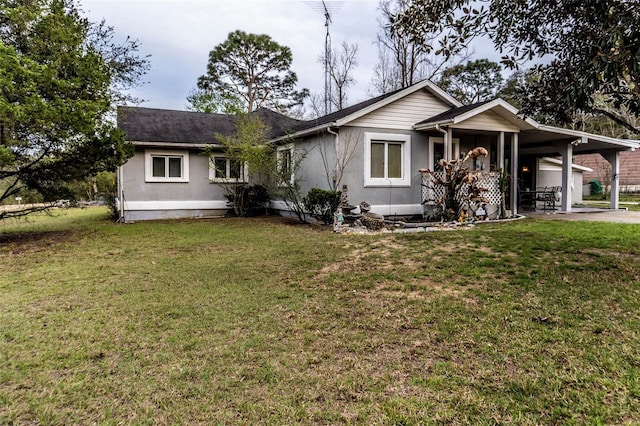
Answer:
xmin=413 ymin=98 xmax=639 ymax=155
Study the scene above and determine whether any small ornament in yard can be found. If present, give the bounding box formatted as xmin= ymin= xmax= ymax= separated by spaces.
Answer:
xmin=338 ymin=184 xmax=356 ymax=214
xmin=333 ymin=207 xmax=345 ymax=231
xmin=475 ymin=203 xmax=487 ymax=220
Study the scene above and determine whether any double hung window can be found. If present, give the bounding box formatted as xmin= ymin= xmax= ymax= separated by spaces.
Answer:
xmin=209 ymin=156 xmax=247 ymax=183
xmin=277 ymin=144 xmax=294 ymax=185
xmin=364 ymin=132 xmax=411 ymax=187
xmin=145 ymin=150 xmax=189 ymax=182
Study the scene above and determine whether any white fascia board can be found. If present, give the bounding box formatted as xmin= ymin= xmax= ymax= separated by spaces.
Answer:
xmin=335 ymin=80 xmax=463 ymax=127
xmin=537 ymin=125 xmax=640 ymax=149
xmin=541 ymin=157 xmax=593 ymax=172
xmin=413 ymin=119 xmax=454 ymax=131
xmin=454 ymin=99 xmax=515 ymax=123
xmin=269 ymin=123 xmax=336 ymax=144
xmin=454 ymin=98 xmax=540 ymax=130
xmin=131 ymin=141 xmax=220 ymax=149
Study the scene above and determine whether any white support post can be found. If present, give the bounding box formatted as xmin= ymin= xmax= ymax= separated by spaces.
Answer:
xmin=561 ymin=143 xmax=573 ymax=211
xmin=603 ymin=151 xmax=620 ymax=210
xmin=498 ymin=132 xmax=505 ymax=169
xmin=446 ymin=127 xmax=454 ymax=161
xmin=510 ymin=133 xmax=519 ymax=215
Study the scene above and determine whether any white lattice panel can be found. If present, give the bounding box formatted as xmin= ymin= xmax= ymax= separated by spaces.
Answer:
xmin=421 ymin=171 xmax=502 ymax=206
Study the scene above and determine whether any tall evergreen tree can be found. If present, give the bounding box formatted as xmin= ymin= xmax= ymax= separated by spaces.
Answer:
xmin=437 ymin=59 xmax=503 ymax=104
xmin=0 ymin=0 xmax=149 ymax=218
xmin=197 ymin=30 xmax=308 ymax=114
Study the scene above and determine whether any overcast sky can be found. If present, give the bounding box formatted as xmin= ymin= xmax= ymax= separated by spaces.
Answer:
xmin=82 ymin=0 xmax=500 ymax=113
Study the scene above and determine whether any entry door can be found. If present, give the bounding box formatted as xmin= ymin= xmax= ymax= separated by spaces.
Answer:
xmin=428 ymin=137 xmax=460 ymax=171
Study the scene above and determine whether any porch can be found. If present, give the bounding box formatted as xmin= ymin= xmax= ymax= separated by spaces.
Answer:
xmin=413 ymin=99 xmax=639 ymax=215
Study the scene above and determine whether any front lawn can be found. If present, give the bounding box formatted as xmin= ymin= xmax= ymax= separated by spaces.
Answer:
xmin=1 ymin=208 xmax=640 ymax=424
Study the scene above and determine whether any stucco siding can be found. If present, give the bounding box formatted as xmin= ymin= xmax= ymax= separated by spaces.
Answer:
xmin=451 ymin=110 xmax=520 ymax=133
xmin=335 ymin=127 xmax=429 ymax=216
xmin=349 ymin=89 xmax=452 ymax=130
xmin=120 ymin=147 xmax=230 ymax=220
xmin=293 ymin=134 xmax=337 ymax=196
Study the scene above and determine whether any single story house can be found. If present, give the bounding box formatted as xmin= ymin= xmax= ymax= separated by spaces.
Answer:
xmin=116 ymin=79 xmax=639 ymax=221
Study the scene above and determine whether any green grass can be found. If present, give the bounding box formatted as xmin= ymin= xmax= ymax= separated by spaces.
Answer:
xmin=581 ymin=194 xmax=640 ymax=211
xmin=583 ymin=194 xmax=640 ymax=203
xmin=2 ymin=208 xmax=640 ymax=424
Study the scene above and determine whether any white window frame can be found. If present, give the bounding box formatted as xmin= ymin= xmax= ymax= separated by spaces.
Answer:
xmin=208 ymin=155 xmax=248 ymax=183
xmin=277 ymin=144 xmax=295 ymax=186
xmin=364 ymin=132 xmax=411 ymax=187
xmin=144 ymin=150 xmax=189 ymax=183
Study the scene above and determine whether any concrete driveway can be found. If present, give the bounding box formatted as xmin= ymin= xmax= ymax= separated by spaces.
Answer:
xmin=526 ymin=208 xmax=640 ymax=223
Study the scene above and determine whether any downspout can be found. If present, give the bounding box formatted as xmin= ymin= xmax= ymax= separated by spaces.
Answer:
xmin=117 ymin=165 xmax=124 ymax=222
xmin=327 ymin=126 xmax=339 ymax=189
xmin=435 ymin=123 xmax=448 ymax=160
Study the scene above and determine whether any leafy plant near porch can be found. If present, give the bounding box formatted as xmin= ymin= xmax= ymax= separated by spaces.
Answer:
xmin=420 ymin=147 xmax=489 ymax=221
xmin=223 ymin=184 xmax=270 ymax=217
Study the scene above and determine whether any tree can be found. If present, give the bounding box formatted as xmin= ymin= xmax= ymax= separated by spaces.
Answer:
xmin=185 ymin=87 xmax=243 ymax=115
xmin=197 ymin=30 xmax=309 ymax=113
xmin=210 ymin=114 xmax=272 ymax=216
xmin=211 ymin=114 xmax=308 ymax=221
xmin=0 ymin=0 xmax=149 ymax=219
xmin=396 ymin=0 xmax=640 ymax=134
xmin=318 ymin=41 xmax=359 ymax=112
xmin=437 ymin=59 xmax=503 ymax=104
xmin=370 ymin=0 xmax=471 ymax=95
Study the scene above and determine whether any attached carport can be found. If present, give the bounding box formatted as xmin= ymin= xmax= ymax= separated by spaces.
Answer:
xmin=519 ymin=125 xmax=639 ymax=212
xmin=414 ymin=98 xmax=640 ymax=215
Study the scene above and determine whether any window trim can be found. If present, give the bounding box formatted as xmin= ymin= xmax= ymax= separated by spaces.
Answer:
xmin=364 ymin=132 xmax=411 ymax=187
xmin=276 ymin=144 xmax=295 ymax=186
xmin=208 ymin=155 xmax=248 ymax=183
xmin=144 ymin=150 xmax=189 ymax=183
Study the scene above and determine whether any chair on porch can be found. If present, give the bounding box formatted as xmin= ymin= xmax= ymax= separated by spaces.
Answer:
xmin=541 ymin=186 xmax=561 ymax=211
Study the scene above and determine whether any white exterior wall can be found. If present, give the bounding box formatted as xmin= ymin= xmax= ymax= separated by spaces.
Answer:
xmin=537 ymin=161 xmax=585 ymax=204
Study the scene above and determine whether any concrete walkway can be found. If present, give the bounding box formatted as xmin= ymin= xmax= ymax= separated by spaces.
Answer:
xmin=526 ymin=208 xmax=640 ymax=223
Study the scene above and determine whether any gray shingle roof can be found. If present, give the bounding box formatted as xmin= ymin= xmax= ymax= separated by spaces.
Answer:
xmin=117 ymin=106 xmax=304 ymax=144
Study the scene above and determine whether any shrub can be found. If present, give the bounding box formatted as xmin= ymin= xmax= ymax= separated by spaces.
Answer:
xmin=224 ymin=184 xmax=270 ymax=216
xmin=303 ymin=188 xmax=341 ymax=225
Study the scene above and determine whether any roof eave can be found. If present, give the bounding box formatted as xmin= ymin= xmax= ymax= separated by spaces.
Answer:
xmin=131 ymin=141 xmax=221 ymax=148
xmin=537 ymin=125 xmax=640 ymax=150
xmin=269 ymin=123 xmax=337 ymax=143
xmin=413 ymin=119 xmax=454 ymax=131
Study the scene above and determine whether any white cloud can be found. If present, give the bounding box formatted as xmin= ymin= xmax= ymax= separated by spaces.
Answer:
xmin=82 ymin=0 xmax=505 ymax=112
xmin=83 ymin=0 xmax=381 ymax=110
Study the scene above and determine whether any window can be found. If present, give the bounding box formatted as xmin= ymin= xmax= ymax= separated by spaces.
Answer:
xmin=145 ymin=150 xmax=189 ymax=182
xmin=209 ymin=155 xmax=247 ymax=183
xmin=277 ymin=144 xmax=294 ymax=185
xmin=364 ymin=132 xmax=411 ymax=187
